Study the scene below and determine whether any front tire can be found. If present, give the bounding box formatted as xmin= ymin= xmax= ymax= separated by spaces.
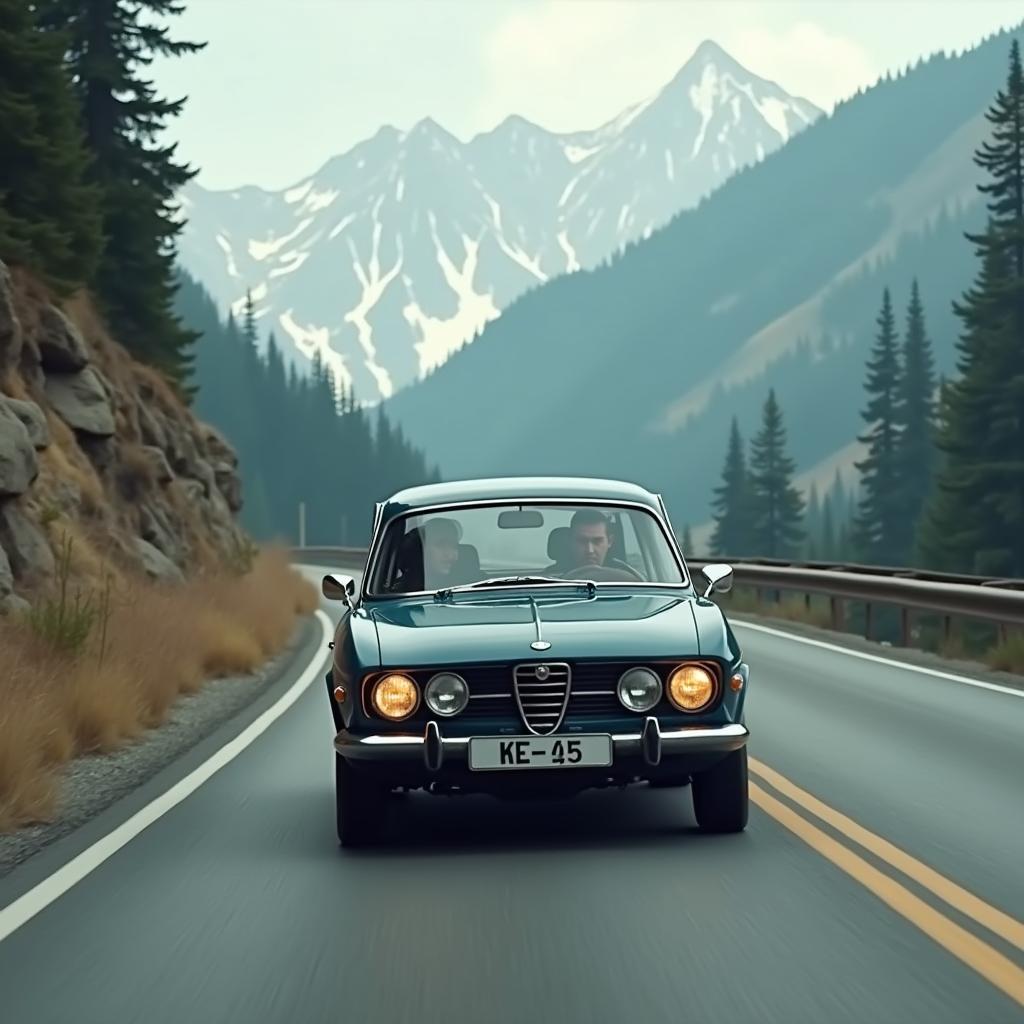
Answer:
xmin=691 ymin=747 xmax=748 ymax=833
xmin=335 ymin=754 xmax=386 ymax=847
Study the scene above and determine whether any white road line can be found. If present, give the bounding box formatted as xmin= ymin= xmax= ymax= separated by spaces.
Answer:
xmin=0 ymin=610 xmax=333 ymax=944
xmin=733 ymin=618 xmax=1024 ymax=699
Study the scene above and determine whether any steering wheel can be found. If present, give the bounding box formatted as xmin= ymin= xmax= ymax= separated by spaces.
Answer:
xmin=561 ymin=563 xmax=646 ymax=583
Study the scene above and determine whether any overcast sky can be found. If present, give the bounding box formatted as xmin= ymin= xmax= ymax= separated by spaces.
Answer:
xmin=152 ymin=0 xmax=1024 ymax=191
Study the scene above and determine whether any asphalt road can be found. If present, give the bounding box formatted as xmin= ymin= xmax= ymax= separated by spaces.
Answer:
xmin=1 ymin=568 xmax=1022 ymax=1024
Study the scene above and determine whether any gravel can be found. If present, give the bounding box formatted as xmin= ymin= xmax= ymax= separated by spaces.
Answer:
xmin=0 ymin=613 xmax=321 ymax=878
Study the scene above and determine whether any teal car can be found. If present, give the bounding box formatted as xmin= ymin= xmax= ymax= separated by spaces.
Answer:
xmin=322 ymin=477 xmax=749 ymax=846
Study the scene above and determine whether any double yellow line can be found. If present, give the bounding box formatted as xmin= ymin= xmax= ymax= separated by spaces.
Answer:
xmin=748 ymin=757 xmax=1024 ymax=1007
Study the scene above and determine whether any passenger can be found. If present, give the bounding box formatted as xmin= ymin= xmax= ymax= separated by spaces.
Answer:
xmin=421 ymin=517 xmax=461 ymax=588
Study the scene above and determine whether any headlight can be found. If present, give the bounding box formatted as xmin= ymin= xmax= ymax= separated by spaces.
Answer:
xmin=424 ymin=672 xmax=469 ymax=716
xmin=371 ymin=673 xmax=420 ymax=720
xmin=616 ymin=667 xmax=663 ymax=712
xmin=667 ymin=664 xmax=716 ymax=712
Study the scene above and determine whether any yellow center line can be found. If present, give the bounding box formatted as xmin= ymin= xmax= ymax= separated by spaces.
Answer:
xmin=749 ymin=757 xmax=1024 ymax=953
xmin=749 ymin=783 xmax=1024 ymax=1008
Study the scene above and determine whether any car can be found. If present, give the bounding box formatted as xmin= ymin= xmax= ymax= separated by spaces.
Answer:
xmin=322 ymin=476 xmax=749 ymax=846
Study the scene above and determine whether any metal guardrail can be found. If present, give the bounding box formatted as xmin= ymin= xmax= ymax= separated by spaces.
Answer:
xmin=293 ymin=547 xmax=1024 ymax=644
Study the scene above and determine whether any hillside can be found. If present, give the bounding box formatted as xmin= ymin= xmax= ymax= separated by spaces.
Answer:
xmin=0 ymin=259 xmax=248 ymax=612
xmin=385 ymin=27 xmax=1016 ymax=538
xmin=177 ymin=40 xmax=819 ymax=401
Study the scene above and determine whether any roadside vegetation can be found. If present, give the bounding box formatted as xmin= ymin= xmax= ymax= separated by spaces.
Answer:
xmin=0 ymin=543 xmax=317 ymax=831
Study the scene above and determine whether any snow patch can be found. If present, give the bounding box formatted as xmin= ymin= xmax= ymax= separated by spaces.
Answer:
xmin=665 ymin=150 xmax=675 ymax=182
xmin=564 ymin=143 xmax=601 ymax=164
xmin=484 ymin=193 xmax=503 ymax=232
xmin=343 ymin=212 xmax=403 ymax=398
xmin=329 ymin=214 xmax=356 ymax=241
xmin=303 ymin=188 xmax=339 ymax=213
xmin=269 ymin=250 xmax=309 ymax=278
xmin=284 ymin=180 xmax=314 ymax=204
xmin=404 ymin=227 xmax=501 ymax=375
xmin=753 ymin=95 xmax=792 ymax=142
xmin=278 ymin=311 xmax=351 ymax=391
xmin=617 ymin=204 xmax=631 ymax=232
xmin=558 ymin=176 xmax=580 ymax=208
xmin=756 ymin=142 xmax=765 ymax=162
xmin=494 ymin=235 xmax=548 ymax=283
xmin=248 ymin=218 xmax=313 ymax=261
xmin=556 ymin=230 xmax=580 ymax=273
xmin=395 ymin=177 xmax=405 ymax=202
xmin=689 ymin=63 xmax=719 ymax=158
xmin=215 ymin=234 xmax=240 ymax=279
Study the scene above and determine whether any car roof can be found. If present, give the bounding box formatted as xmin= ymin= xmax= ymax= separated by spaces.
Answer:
xmin=379 ymin=476 xmax=664 ymax=523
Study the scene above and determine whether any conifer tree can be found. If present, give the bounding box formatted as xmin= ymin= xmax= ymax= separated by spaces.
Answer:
xmin=38 ymin=0 xmax=204 ymax=384
xmin=891 ymin=279 xmax=937 ymax=563
xmin=748 ymin=390 xmax=805 ymax=558
xmin=680 ymin=523 xmax=693 ymax=555
xmin=851 ymin=288 xmax=903 ymax=564
xmin=820 ymin=493 xmax=836 ymax=560
xmin=709 ymin=417 xmax=753 ymax=556
xmin=0 ymin=0 xmax=102 ymax=286
xmin=922 ymin=41 xmax=1024 ymax=575
xmin=805 ymin=483 xmax=821 ymax=558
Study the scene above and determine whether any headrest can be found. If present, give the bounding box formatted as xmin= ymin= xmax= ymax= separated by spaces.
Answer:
xmin=457 ymin=543 xmax=480 ymax=574
xmin=547 ymin=526 xmax=571 ymax=562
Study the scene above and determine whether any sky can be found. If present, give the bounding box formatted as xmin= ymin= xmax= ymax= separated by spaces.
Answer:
xmin=152 ymin=0 xmax=1024 ymax=191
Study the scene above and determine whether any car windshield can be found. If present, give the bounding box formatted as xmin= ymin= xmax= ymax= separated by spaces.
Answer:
xmin=368 ymin=503 xmax=686 ymax=595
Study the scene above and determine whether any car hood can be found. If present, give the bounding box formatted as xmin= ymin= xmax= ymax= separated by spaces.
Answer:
xmin=369 ymin=590 xmax=702 ymax=667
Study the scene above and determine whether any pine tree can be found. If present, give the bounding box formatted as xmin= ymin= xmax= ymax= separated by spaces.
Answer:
xmin=820 ymin=493 xmax=836 ymax=560
xmin=748 ymin=389 xmax=805 ymax=558
xmin=38 ymin=0 xmax=204 ymax=385
xmin=0 ymin=0 xmax=102 ymax=287
xmin=243 ymin=288 xmax=257 ymax=350
xmin=892 ymin=279 xmax=937 ymax=564
xmin=851 ymin=288 xmax=904 ymax=564
xmin=805 ymin=483 xmax=822 ymax=558
xmin=680 ymin=523 xmax=693 ymax=556
xmin=922 ymin=41 xmax=1024 ymax=575
xmin=709 ymin=417 xmax=753 ymax=556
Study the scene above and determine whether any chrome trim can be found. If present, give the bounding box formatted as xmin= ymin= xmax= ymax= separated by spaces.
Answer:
xmin=360 ymin=496 xmax=692 ymax=601
xmin=468 ymin=692 xmax=513 ymax=699
xmin=514 ymin=662 xmax=571 ymax=735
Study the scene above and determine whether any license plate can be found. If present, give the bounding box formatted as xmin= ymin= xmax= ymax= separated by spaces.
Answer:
xmin=468 ymin=734 xmax=612 ymax=771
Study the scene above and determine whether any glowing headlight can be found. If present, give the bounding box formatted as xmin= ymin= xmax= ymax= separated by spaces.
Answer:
xmin=616 ymin=667 xmax=663 ymax=712
xmin=667 ymin=664 xmax=716 ymax=712
xmin=371 ymin=674 xmax=420 ymax=720
xmin=424 ymin=672 xmax=469 ymax=717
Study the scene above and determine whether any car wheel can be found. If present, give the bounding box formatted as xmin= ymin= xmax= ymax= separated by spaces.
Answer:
xmin=691 ymin=747 xmax=748 ymax=833
xmin=335 ymin=754 xmax=386 ymax=847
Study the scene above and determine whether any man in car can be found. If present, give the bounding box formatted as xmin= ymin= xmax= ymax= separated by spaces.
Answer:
xmin=549 ymin=509 xmax=638 ymax=576
xmin=421 ymin=516 xmax=461 ymax=587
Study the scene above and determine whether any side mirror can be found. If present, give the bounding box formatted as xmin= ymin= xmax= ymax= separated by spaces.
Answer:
xmin=322 ymin=573 xmax=356 ymax=605
xmin=700 ymin=563 xmax=733 ymax=598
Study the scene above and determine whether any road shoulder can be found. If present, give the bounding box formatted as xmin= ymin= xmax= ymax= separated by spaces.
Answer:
xmin=0 ymin=611 xmax=328 ymax=896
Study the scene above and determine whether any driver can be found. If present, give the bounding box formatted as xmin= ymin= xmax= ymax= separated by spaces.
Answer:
xmin=550 ymin=509 xmax=636 ymax=576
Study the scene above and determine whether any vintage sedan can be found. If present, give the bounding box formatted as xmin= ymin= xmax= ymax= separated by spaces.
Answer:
xmin=322 ymin=477 xmax=749 ymax=846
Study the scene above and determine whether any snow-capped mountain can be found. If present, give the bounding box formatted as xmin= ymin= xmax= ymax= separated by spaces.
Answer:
xmin=178 ymin=40 xmax=820 ymax=400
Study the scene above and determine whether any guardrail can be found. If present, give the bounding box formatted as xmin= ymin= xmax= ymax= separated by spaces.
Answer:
xmin=292 ymin=547 xmax=1024 ymax=647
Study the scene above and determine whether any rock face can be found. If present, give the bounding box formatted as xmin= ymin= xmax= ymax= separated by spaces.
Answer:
xmin=0 ymin=500 xmax=55 ymax=580
xmin=4 ymin=398 xmax=50 ymax=450
xmin=38 ymin=305 xmax=90 ymax=372
xmin=45 ymin=367 xmax=116 ymax=437
xmin=0 ymin=257 xmax=248 ymax=612
xmin=0 ymin=400 xmax=38 ymax=496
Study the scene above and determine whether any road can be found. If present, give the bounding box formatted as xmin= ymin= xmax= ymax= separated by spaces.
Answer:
xmin=0 ymin=567 xmax=1022 ymax=1024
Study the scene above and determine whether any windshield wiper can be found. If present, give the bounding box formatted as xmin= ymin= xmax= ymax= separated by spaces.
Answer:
xmin=434 ymin=576 xmax=596 ymax=602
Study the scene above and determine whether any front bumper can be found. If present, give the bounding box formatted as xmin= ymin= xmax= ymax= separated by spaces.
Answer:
xmin=335 ymin=718 xmax=748 ymax=772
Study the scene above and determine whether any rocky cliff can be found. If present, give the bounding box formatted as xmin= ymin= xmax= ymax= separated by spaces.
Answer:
xmin=0 ymin=258 xmax=248 ymax=613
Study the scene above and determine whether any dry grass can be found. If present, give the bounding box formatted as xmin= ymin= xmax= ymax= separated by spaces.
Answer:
xmin=723 ymin=588 xmax=835 ymax=630
xmin=0 ymin=546 xmax=318 ymax=831
xmin=985 ymin=632 xmax=1024 ymax=674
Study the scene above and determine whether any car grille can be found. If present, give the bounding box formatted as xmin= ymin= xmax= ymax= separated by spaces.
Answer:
xmin=513 ymin=663 xmax=570 ymax=735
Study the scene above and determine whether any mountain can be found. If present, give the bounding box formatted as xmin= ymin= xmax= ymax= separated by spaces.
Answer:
xmin=176 ymin=40 xmax=819 ymax=401
xmin=384 ymin=27 xmax=1020 ymax=543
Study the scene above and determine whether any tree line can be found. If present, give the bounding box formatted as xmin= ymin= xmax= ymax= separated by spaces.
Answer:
xmin=180 ymin=276 xmax=440 ymax=544
xmin=0 ymin=0 xmax=201 ymax=383
xmin=707 ymin=40 xmax=1024 ymax=577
